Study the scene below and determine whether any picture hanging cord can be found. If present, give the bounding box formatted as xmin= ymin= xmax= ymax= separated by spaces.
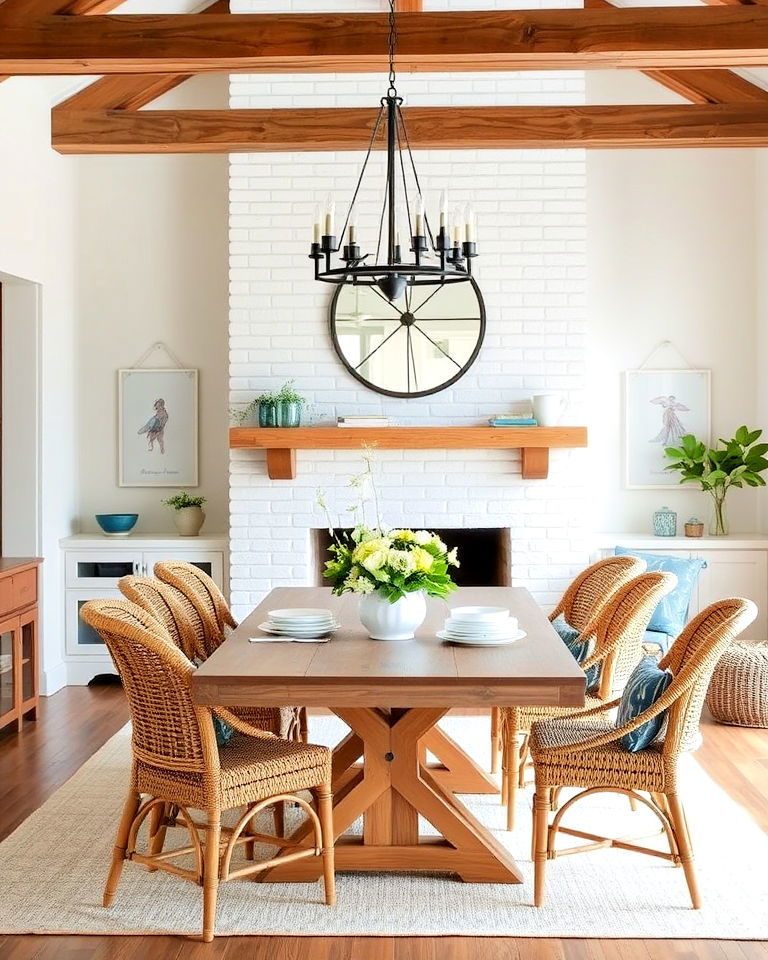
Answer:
xmin=637 ymin=339 xmax=697 ymax=371
xmin=130 ymin=341 xmax=187 ymax=370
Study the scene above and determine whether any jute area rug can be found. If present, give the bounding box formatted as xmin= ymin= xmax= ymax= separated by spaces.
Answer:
xmin=0 ymin=715 xmax=766 ymax=938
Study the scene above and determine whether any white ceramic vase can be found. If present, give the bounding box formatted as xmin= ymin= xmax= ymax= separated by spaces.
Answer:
xmin=359 ymin=590 xmax=427 ymax=641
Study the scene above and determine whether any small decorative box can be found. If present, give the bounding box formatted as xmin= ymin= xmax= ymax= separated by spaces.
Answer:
xmin=653 ymin=506 xmax=677 ymax=537
xmin=684 ymin=517 xmax=704 ymax=538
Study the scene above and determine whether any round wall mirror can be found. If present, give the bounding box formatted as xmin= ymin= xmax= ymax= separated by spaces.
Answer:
xmin=329 ymin=278 xmax=486 ymax=398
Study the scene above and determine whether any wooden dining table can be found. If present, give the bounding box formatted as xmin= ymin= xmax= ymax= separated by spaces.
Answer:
xmin=192 ymin=585 xmax=584 ymax=884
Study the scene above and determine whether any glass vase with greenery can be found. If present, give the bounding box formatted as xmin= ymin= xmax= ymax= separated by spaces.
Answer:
xmin=664 ymin=426 xmax=768 ymax=535
xmin=275 ymin=380 xmax=306 ymax=427
xmin=231 ymin=380 xmax=305 ymax=428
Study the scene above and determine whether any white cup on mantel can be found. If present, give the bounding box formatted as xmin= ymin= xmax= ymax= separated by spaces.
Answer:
xmin=533 ymin=394 xmax=567 ymax=427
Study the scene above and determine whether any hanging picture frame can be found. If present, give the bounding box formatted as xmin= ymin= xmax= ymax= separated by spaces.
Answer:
xmin=624 ymin=368 xmax=711 ymax=489
xmin=118 ymin=368 xmax=199 ymax=487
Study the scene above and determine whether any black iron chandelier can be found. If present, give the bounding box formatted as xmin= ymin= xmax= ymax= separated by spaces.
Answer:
xmin=309 ymin=0 xmax=479 ymax=302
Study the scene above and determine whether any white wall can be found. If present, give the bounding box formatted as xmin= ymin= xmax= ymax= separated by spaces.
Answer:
xmin=0 ymin=77 xmax=79 ymax=693
xmin=586 ymin=70 xmax=758 ymax=535
xmin=75 ymin=75 xmax=230 ymax=534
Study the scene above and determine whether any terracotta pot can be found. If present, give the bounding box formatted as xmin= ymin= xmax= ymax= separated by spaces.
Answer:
xmin=172 ymin=506 xmax=205 ymax=537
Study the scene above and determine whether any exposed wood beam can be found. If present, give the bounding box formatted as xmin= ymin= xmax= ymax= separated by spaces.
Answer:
xmin=55 ymin=0 xmax=229 ymax=111
xmin=11 ymin=9 xmax=768 ymax=75
xmin=0 ymin=0 xmax=125 ymax=21
xmin=589 ymin=0 xmax=768 ymax=104
xmin=51 ymin=103 xmax=768 ymax=154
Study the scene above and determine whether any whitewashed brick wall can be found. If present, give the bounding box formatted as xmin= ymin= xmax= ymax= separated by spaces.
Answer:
xmin=229 ymin=0 xmax=588 ymax=618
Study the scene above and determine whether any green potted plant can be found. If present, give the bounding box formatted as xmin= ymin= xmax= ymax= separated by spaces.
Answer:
xmin=275 ymin=380 xmax=306 ymax=427
xmin=162 ymin=491 xmax=207 ymax=537
xmin=664 ymin=426 xmax=768 ymax=535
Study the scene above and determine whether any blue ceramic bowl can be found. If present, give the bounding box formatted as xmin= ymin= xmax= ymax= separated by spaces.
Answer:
xmin=95 ymin=513 xmax=139 ymax=536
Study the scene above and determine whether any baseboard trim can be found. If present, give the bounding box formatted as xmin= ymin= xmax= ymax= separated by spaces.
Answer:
xmin=65 ymin=660 xmax=118 ymax=686
xmin=41 ymin=660 xmax=67 ymax=696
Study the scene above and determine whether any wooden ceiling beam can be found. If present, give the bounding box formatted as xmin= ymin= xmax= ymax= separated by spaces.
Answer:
xmin=55 ymin=0 xmax=229 ymax=111
xmin=11 ymin=9 xmax=768 ymax=75
xmin=0 ymin=0 xmax=125 ymax=22
xmin=51 ymin=103 xmax=768 ymax=154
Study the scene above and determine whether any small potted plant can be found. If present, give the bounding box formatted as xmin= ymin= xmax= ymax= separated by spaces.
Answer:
xmin=665 ymin=426 xmax=768 ymax=535
xmin=162 ymin=491 xmax=207 ymax=537
xmin=275 ymin=380 xmax=306 ymax=427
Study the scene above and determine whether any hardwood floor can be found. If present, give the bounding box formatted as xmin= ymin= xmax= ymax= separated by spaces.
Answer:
xmin=0 ymin=686 xmax=766 ymax=960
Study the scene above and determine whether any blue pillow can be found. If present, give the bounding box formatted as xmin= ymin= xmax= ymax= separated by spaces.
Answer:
xmin=213 ymin=716 xmax=234 ymax=747
xmin=552 ymin=616 xmax=600 ymax=692
xmin=614 ymin=547 xmax=705 ymax=637
xmin=617 ymin=656 xmax=673 ymax=752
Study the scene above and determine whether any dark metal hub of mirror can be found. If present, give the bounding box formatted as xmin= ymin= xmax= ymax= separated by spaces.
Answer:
xmin=329 ymin=277 xmax=486 ymax=399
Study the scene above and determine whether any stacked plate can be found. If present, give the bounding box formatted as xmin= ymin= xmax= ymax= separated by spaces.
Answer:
xmin=437 ymin=605 xmax=526 ymax=646
xmin=258 ymin=607 xmax=339 ymax=638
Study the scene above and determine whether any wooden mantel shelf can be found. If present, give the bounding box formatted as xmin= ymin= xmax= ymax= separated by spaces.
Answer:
xmin=229 ymin=426 xmax=588 ymax=480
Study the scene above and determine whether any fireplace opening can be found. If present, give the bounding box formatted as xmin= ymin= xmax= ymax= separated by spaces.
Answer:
xmin=311 ymin=528 xmax=511 ymax=588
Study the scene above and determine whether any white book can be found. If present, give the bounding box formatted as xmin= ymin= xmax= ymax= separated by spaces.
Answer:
xmin=337 ymin=419 xmax=391 ymax=428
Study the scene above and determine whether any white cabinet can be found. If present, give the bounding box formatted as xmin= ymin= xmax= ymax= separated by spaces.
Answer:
xmin=60 ymin=534 xmax=228 ymax=685
xmin=593 ymin=534 xmax=768 ymax=642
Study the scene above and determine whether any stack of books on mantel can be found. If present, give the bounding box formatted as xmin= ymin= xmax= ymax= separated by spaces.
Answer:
xmin=337 ymin=416 xmax=392 ymax=428
xmin=488 ymin=414 xmax=538 ymax=427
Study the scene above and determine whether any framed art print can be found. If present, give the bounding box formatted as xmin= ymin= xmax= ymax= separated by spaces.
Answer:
xmin=118 ymin=368 xmax=198 ymax=487
xmin=624 ymin=368 xmax=711 ymax=489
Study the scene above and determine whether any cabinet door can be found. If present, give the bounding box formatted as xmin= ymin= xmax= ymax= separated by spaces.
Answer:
xmin=142 ymin=551 xmax=224 ymax=589
xmin=0 ymin=616 xmax=18 ymax=729
xmin=694 ymin=550 xmax=767 ymax=642
xmin=66 ymin=589 xmax=122 ymax=658
xmin=66 ymin=551 xmax=142 ymax=589
xmin=19 ymin=608 xmax=38 ymax=713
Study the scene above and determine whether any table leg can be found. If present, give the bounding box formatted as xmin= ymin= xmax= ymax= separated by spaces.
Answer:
xmin=421 ymin=724 xmax=499 ymax=795
xmin=262 ymin=706 xmax=522 ymax=884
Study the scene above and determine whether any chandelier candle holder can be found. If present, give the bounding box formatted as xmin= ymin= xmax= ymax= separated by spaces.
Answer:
xmin=309 ymin=0 xmax=479 ymax=302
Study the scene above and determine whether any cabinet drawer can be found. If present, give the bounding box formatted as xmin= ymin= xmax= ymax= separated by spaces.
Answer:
xmin=65 ymin=552 xmax=141 ymax=588
xmin=0 ymin=578 xmax=12 ymax=617
xmin=12 ymin=570 xmax=37 ymax=610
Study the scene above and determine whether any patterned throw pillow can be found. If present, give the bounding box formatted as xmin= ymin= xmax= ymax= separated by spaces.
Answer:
xmin=552 ymin=616 xmax=600 ymax=692
xmin=616 ymin=656 xmax=673 ymax=752
xmin=614 ymin=547 xmax=705 ymax=637
xmin=213 ymin=716 xmax=235 ymax=747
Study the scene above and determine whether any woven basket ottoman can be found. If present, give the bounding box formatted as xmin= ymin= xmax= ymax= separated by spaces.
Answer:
xmin=706 ymin=641 xmax=768 ymax=728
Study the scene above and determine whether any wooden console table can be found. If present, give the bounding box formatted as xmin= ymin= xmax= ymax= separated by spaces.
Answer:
xmin=229 ymin=425 xmax=588 ymax=480
xmin=0 ymin=558 xmax=42 ymax=734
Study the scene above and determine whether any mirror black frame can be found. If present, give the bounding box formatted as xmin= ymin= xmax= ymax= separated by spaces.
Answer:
xmin=328 ymin=277 xmax=486 ymax=399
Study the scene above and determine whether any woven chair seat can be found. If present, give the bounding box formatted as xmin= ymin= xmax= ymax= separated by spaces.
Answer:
xmin=706 ymin=641 xmax=768 ymax=728
xmin=136 ymin=735 xmax=331 ymax=811
xmin=513 ymin=695 xmax=607 ymax=731
xmin=530 ymin=717 xmax=668 ymax=793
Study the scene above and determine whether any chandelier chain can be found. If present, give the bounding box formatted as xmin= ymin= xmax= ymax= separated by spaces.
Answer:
xmin=387 ymin=0 xmax=397 ymax=98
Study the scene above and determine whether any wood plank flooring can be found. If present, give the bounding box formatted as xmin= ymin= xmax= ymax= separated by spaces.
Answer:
xmin=0 ymin=686 xmax=766 ymax=959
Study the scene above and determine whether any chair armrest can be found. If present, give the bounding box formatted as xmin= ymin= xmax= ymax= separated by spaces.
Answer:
xmin=213 ymin=707 xmax=278 ymax=740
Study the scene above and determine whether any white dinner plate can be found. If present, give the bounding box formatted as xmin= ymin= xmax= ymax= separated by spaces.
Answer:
xmin=268 ymin=608 xmax=334 ymax=621
xmin=267 ymin=619 xmax=338 ymax=630
xmin=445 ymin=617 xmax=517 ymax=635
xmin=258 ymin=621 xmax=338 ymax=637
xmin=437 ymin=628 xmax=526 ymax=646
xmin=448 ymin=606 xmax=510 ymax=623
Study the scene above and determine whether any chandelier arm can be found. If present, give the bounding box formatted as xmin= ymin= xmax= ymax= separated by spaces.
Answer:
xmin=338 ymin=102 xmax=386 ymax=246
xmin=412 ymin=323 xmax=463 ymax=370
xmin=355 ymin=323 xmax=403 ymax=371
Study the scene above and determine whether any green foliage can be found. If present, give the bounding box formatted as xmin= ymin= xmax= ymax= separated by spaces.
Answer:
xmin=664 ymin=426 xmax=768 ymax=496
xmin=162 ymin=491 xmax=207 ymax=510
xmin=275 ymin=380 xmax=305 ymax=405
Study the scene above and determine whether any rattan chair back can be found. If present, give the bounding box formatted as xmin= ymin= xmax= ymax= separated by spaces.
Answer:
xmin=659 ymin=598 xmax=757 ymax=756
xmin=154 ymin=560 xmax=235 ymax=659
xmin=80 ymin=598 xmax=218 ymax=775
xmin=118 ymin=575 xmax=198 ymax=662
xmin=589 ymin=570 xmax=676 ymax=699
xmin=552 ymin=555 xmax=647 ymax=635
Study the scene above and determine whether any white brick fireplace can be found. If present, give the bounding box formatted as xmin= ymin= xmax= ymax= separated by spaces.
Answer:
xmin=228 ymin=0 xmax=589 ymax=619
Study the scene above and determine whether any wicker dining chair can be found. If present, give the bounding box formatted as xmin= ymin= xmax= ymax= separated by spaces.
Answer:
xmin=119 ymin=575 xmax=297 ymax=741
xmin=80 ymin=598 xmax=336 ymax=942
xmin=500 ymin=569 xmax=675 ymax=830
xmin=154 ymin=560 xmax=310 ymax=743
xmin=490 ymin=555 xmax=646 ymax=776
xmin=528 ymin=597 xmax=756 ymax=909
